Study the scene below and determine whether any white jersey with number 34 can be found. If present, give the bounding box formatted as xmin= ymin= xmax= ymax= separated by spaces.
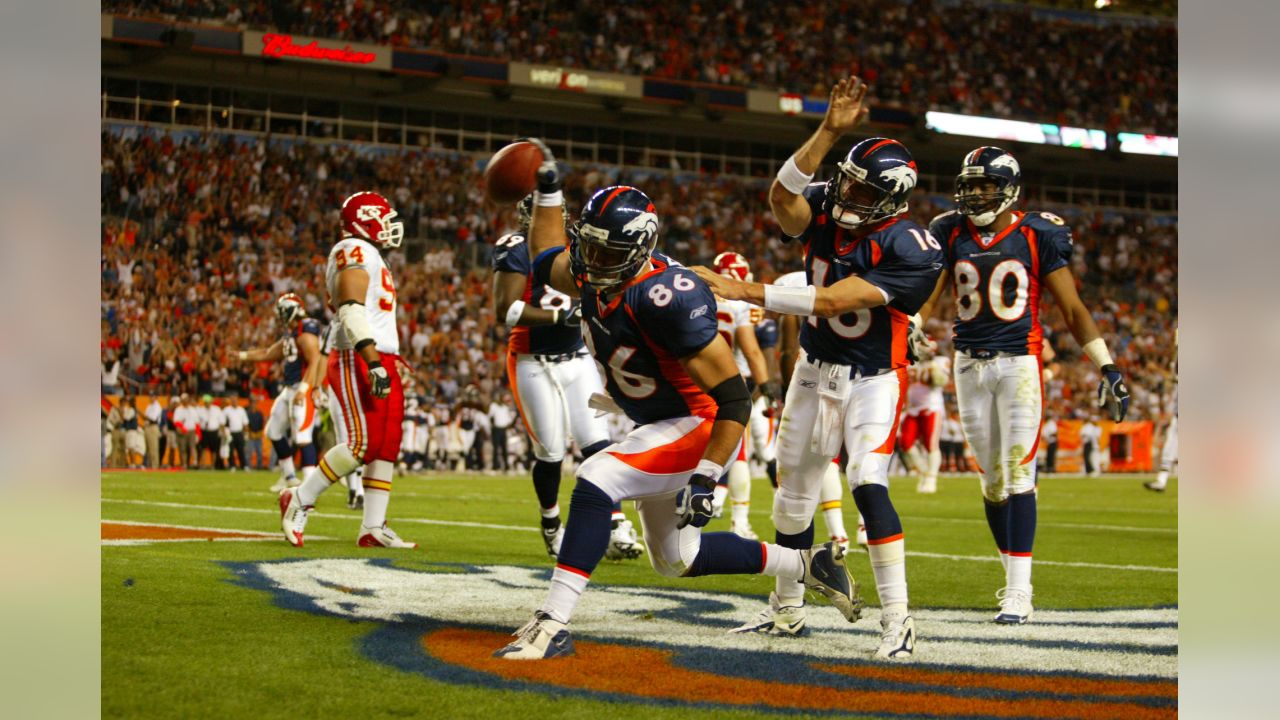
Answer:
xmin=325 ymin=237 xmax=399 ymax=354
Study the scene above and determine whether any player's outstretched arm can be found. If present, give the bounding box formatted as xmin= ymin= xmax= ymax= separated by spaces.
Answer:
xmin=1044 ymin=266 xmax=1130 ymax=421
xmin=236 ymin=340 xmax=285 ymax=363
xmin=521 ymin=138 xmax=578 ymax=296
xmin=680 ymin=336 xmax=750 ymax=471
xmin=769 ymin=77 xmax=870 ymax=237
xmin=692 ymin=267 xmax=886 ymax=318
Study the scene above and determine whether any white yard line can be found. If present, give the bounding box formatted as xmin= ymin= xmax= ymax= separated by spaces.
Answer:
xmin=102 ymin=498 xmax=1177 ymax=572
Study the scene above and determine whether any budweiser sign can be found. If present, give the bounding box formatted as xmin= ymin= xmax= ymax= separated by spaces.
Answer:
xmin=243 ymin=31 xmax=390 ymax=70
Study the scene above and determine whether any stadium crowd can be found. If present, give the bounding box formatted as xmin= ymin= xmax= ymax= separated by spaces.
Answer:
xmin=101 ymin=127 xmax=1177 ymax=470
xmin=104 ymin=0 xmax=1176 ymax=134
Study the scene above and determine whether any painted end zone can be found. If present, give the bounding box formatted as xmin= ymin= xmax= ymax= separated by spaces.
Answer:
xmin=102 ymin=521 xmax=280 ymax=545
xmin=226 ymin=559 xmax=1178 ymax=718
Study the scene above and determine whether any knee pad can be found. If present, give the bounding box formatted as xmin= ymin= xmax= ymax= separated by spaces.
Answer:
xmin=772 ymin=487 xmax=815 ymax=536
xmin=846 ymin=451 xmax=890 ymax=491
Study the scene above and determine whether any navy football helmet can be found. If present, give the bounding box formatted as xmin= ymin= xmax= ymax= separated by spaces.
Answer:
xmin=825 ymin=137 xmax=918 ymax=229
xmin=570 ymin=186 xmax=659 ymax=291
xmin=954 ymin=146 xmax=1021 ymax=227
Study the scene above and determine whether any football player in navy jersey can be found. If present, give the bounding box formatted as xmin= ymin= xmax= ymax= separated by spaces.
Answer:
xmin=494 ymin=141 xmax=862 ymax=660
xmin=695 ymin=78 xmax=942 ymax=659
xmin=236 ymin=293 xmax=324 ymax=494
xmin=915 ymin=146 xmax=1131 ymax=625
xmin=491 ymin=196 xmax=643 ymax=562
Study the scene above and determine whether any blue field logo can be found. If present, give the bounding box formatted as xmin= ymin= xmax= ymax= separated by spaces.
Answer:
xmin=226 ymin=558 xmax=1177 ymax=718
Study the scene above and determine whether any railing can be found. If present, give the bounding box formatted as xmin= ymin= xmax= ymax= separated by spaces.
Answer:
xmin=101 ymin=92 xmax=1177 ymax=215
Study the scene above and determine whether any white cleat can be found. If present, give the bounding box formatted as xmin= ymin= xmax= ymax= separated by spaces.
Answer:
xmin=916 ymin=476 xmax=937 ymax=494
xmin=800 ymin=541 xmax=864 ymax=622
xmin=278 ymin=489 xmax=311 ymax=548
xmin=269 ymin=476 xmax=296 ymax=494
xmin=493 ymin=611 xmax=575 ymax=659
xmin=876 ymin=609 xmax=916 ymax=659
xmin=357 ymin=524 xmax=419 ymax=549
xmin=729 ymin=592 xmax=807 ymax=636
xmin=730 ymin=520 xmax=759 ymax=540
xmin=994 ymin=587 xmax=1033 ymax=624
xmin=605 ymin=518 xmax=645 ymax=560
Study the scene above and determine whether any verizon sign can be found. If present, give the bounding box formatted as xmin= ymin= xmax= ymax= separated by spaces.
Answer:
xmin=243 ymin=31 xmax=390 ymax=70
xmin=510 ymin=62 xmax=641 ymax=98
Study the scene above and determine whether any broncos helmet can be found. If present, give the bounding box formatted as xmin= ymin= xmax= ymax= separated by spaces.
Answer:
xmin=570 ymin=186 xmax=659 ymax=292
xmin=825 ymin=137 xmax=918 ymax=229
xmin=515 ymin=193 xmax=570 ymax=234
xmin=713 ymin=251 xmax=752 ymax=283
xmin=954 ymin=146 xmax=1021 ymax=227
xmin=340 ymin=191 xmax=404 ymax=249
xmin=276 ymin=292 xmax=306 ymax=327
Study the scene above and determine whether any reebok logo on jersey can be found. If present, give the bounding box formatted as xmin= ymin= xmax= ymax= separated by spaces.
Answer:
xmin=689 ymin=304 xmax=708 ymax=320
xmin=967 ymin=252 xmax=1001 ymax=258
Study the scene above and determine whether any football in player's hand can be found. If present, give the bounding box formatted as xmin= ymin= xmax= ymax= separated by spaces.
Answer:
xmin=484 ymin=141 xmax=544 ymax=204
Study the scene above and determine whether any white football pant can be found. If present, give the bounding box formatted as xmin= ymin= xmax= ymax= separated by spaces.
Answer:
xmin=266 ymin=383 xmax=315 ymax=445
xmin=953 ymin=353 xmax=1042 ymax=502
xmin=510 ymin=353 xmax=609 ymax=462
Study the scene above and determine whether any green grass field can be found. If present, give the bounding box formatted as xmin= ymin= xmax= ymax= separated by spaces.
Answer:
xmin=102 ymin=470 xmax=1177 ymax=719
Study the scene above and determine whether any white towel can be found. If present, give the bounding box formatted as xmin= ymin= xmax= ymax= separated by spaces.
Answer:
xmin=588 ymin=392 xmax=625 ymax=418
xmin=811 ymin=362 xmax=851 ymax=456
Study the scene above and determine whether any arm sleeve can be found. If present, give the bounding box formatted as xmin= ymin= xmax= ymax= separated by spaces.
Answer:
xmin=642 ymin=278 xmax=720 ymax=359
xmin=1038 ymin=226 xmax=1074 ymax=276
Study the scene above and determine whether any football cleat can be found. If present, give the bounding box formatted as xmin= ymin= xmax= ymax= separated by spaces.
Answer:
xmin=347 ymin=489 xmax=365 ymax=510
xmin=542 ymin=523 xmax=564 ymax=560
xmin=1143 ymin=481 xmax=1166 ymax=493
xmin=269 ymin=475 xmax=297 ymax=494
xmin=876 ymin=610 xmax=916 ymax=659
xmin=729 ymin=592 xmax=807 ymax=636
xmin=994 ymin=587 xmax=1033 ymax=624
xmin=494 ymin=611 xmax=575 ymax=660
xmin=916 ymin=476 xmax=937 ymax=494
xmin=278 ymin=489 xmax=311 ymax=548
xmin=730 ymin=520 xmax=759 ymax=540
xmin=801 ymin=541 xmax=864 ymax=622
xmin=605 ymin=518 xmax=645 ymax=560
xmin=357 ymin=524 xmax=418 ymax=549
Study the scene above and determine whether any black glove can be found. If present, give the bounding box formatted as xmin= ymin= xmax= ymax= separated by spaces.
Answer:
xmin=675 ymin=472 xmax=717 ymax=529
xmin=521 ymin=137 xmax=561 ymax=195
xmin=759 ymin=380 xmax=781 ymax=403
xmin=554 ymin=304 xmax=582 ymax=327
xmin=367 ymin=359 xmax=392 ymax=400
xmin=1097 ymin=364 xmax=1130 ymax=422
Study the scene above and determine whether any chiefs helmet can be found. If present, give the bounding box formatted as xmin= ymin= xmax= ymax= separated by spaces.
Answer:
xmin=570 ymin=186 xmax=659 ymax=292
xmin=954 ymin=146 xmax=1021 ymax=227
xmin=825 ymin=137 xmax=918 ymax=229
xmin=713 ymin=251 xmax=752 ymax=283
xmin=340 ymin=191 xmax=404 ymax=248
xmin=276 ymin=292 xmax=306 ymax=326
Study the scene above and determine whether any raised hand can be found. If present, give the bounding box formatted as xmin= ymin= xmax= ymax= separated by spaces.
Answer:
xmin=821 ymin=77 xmax=871 ymax=136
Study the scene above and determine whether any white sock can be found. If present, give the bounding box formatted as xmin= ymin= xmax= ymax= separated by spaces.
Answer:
xmin=300 ymin=465 xmax=318 ymax=487
xmin=821 ymin=500 xmax=846 ymax=540
xmin=727 ymin=461 xmax=751 ymax=502
xmin=610 ymin=509 xmax=625 ymax=524
xmin=1007 ymin=554 xmax=1032 ymax=593
xmin=362 ymin=488 xmax=390 ymax=529
xmin=761 ymin=543 xmax=805 ymax=581
xmin=712 ymin=484 xmax=728 ymax=509
xmin=542 ymin=566 xmax=589 ymax=623
xmin=731 ymin=502 xmax=751 ymax=526
xmin=868 ymin=537 xmax=909 ymax=609
xmin=820 ymin=463 xmax=847 ymax=538
xmin=542 ymin=504 xmax=561 ymax=520
xmin=999 ymin=550 xmax=1009 ymax=572
xmin=295 ymin=471 xmax=332 ymax=507
xmin=279 ymin=457 xmax=296 ymax=479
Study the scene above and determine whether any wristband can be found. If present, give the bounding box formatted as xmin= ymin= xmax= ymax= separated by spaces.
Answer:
xmin=691 ymin=458 xmax=724 ymax=488
xmin=296 ymin=382 xmax=310 ymax=396
xmin=505 ymin=300 xmax=527 ymax=328
xmin=535 ymin=190 xmax=563 ymax=207
xmin=776 ymin=156 xmax=815 ymax=195
xmin=237 ymin=351 xmax=248 ymax=361
xmin=763 ymin=283 xmax=817 ymax=316
xmin=1082 ymin=338 xmax=1114 ymax=369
